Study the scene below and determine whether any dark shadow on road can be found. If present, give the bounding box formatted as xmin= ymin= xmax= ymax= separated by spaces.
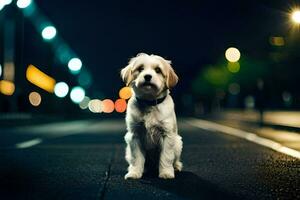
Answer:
xmin=139 ymin=171 xmax=240 ymax=200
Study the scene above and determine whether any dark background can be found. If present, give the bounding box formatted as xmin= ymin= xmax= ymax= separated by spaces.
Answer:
xmin=1 ymin=0 xmax=300 ymax=115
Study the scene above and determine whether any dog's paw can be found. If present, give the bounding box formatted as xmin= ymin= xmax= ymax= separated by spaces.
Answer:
xmin=174 ymin=161 xmax=183 ymax=172
xmin=159 ymin=171 xmax=175 ymax=179
xmin=124 ymin=172 xmax=142 ymax=180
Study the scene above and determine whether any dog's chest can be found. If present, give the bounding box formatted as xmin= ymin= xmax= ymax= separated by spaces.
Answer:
xmin=133 ymin=118 xmax=165 ymax=149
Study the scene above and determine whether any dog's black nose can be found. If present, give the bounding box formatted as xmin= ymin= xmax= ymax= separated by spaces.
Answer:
xmin=144 ymin=75 xmax=152 ymax=82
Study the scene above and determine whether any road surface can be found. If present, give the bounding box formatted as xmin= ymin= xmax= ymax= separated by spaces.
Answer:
xmin=0 ymin=119 xmax=299 ymax=199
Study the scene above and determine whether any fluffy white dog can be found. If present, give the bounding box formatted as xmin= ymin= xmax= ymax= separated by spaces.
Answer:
xmin=121 ymin=53 xmax=183 ymax=179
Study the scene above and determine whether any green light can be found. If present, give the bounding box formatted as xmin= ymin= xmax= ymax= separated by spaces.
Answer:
xmin=227 ymin=62 xmax=240 ymax=73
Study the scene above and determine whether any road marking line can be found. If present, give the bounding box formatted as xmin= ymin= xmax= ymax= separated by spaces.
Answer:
xmin=188 ymin=118 xmax=300 ymax=159
xmin=15 ymin=138 xmax=43 ymax=149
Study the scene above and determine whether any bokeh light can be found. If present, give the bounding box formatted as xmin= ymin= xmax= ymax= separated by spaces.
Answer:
xmin=54 ymin=82 xmax=69 ymax=98
xmin=227 ymin=62 xmax=240 ymax=73
xmin=225 ymin=47 xmax=241 ymax=62
xmin=244 ymin=95 xmax=255 ymax=109
xmin=0 ymin=0 xmax=12 ymax=10
xmin=115 ymin=99 xmax=127 ymax=113
xmin=68 ymin=58 xmax=82 ymax=74
xmin=26 ymin=65 xmax=56 ymax=93
xmin=228 ymin=83 xmax=240 ymax=95
xmin=41 ymin=26 xmax=57 ymax=40
xmin=119 ymin=87 xmax=132 ymax=99
xmin=79 ymin=96 xmax=90 ymax=109
xmin=292 ymin=10 xmax=300 ymax=24
xmin=0 ymin=64 xmax=2 ymax=77
xmin=282 ymin=91 xmax=293 ymax=106
xmin=70 ymin=86 xmax=85 ymax=104
xmin=269 ymin=37 xmax=285 ymax=46
xmin=29 ymin=91 xmax=41 ymax=107
xmin=88 ymin=99 xmax=102 ymax=113
xmin=16 ymin=0 xmax=32 ymax=9
xmin=102 ymin=99 xmax=115 ymax=113
xmin=0 ymin=80 xmax=15 ymax=96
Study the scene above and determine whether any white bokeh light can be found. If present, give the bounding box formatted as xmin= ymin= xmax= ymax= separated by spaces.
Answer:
xmin=54 ymin=82 xmax=69 ymax=98
xmin=16 ymin=0 xmax=32 ymax=9
xmin=70 ymin=86 xmax=85 ymax=104
xmin=42 ymin=26 xmax=57 ymax=40
xmin=68 ymin=58 xmax=82 ymax=73
xmin=225 ymin=47 xmax=241 ymax=62
xmin=292 ymin=10 xmax=300 ymax=24
xmin=88 ymin=99 xmax=102 ymax=113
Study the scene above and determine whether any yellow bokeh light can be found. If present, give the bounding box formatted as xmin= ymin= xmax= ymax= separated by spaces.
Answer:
xmin=29 ymin=91 xmax=42 ymax=106
xmin=26 ymin=65 xmax=56 ymax=93
xmin=269 ymin=37 xmax=285 ymax=46
xmin=0 ymin=80 xmax=15 ymax=96
xmin=227 ymin=62 xmax=240 ymax=73
xmin=292 ymin=10 xmax=300 ymax=24
xmin=225 ymin=47 xmax=241 ymax=62
xmin=119 ymin=87 xmax=132 ymax=100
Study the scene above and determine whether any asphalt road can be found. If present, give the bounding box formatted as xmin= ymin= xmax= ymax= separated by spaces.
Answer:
xmin=0 ymin=119 xmax=299 ymax=200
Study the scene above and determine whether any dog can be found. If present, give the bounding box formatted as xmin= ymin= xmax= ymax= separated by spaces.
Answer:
xmin=120 ymin=53 xmax=183 ymax=179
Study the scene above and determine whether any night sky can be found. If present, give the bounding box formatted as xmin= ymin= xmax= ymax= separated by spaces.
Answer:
xmin=26 ymin=0 xmax=292 ymax=99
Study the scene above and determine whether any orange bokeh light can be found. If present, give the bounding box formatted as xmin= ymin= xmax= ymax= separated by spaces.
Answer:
xmin=102 ymin=99 xmax=115 ymax=113
xmin=119 ymin=87 xmax=132 ymax=100
xmin=115 ymin=99 xmax=127 ymax=113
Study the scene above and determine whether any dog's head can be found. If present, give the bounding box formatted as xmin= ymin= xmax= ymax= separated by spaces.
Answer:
xmin=121 ymin=53 xmax=178 ymax=100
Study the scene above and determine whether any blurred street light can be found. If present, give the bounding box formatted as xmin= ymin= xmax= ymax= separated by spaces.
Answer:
xmin=16 ymin=0 xmax=32 ymax=9
xmin=291 ymin=10 xmax=300 ymax=24
xmin=70 ymin=86 xmax=85 ymax=104
xmin=79 ymin=96 xmax=90 ymax=109
xmin=0 ymin=80 xmax=15 ymax=96
xmin=54 ymin=82 xmax=69 ymax=98
xmin=227 ymin=62 xmax=240 ymax=73
xmin=115 ymin=99 xmax=127 ymax=113
xmin=0 ymin=64 xmax=2 ymax=77
xmin=225 ymin=47 xmax=241 ymax=62
xmin=102 ymin=99 xmax=114 ymax=113
xmin=26 ymin=65 xmax=56 ymax=93
xmin=29 ymin=91 xmax=42 ymax=106
xmin=88 ymin=99 xmax=102 ymax=113
xmin=68 ymin=58 xmax=82 ymax=74
xmin=119 ymin=87 xmax=132 ymax=99
xmin=41 ymin=26 xmax=57 ymax=40
xmin=0 ymin=0 xmax=12 ymax=10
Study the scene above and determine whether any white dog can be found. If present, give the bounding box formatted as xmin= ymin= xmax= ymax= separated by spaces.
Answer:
xmin=121 ymin=53 xmax=183 ymax=179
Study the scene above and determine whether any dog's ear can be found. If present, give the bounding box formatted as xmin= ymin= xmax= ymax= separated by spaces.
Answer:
xmin=167 ymin=65 xmax=179 ymax=88
xmin=120 ymin=64 xmax=133 ymax=86
xmin=121 ymin=57 xmax=138 ymax=86
xmin=160 ymin=58 xmax=178 ymax=88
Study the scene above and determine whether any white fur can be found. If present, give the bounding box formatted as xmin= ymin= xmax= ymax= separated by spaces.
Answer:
xmin=121 ymin=53 xmax=183 ymax=179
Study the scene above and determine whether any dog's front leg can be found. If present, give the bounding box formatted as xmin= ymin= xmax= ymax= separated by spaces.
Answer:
xmin=124 ymin=132 xmax=145 ymax=179
xmin=159 ymin=136 xmax=176 ymax=179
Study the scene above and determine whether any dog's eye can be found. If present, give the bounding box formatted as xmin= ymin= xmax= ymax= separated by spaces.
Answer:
xmin=155 ymin=67 xmax=162 ymax=74
xmin=137 ymin=65 xmax=144 ymax=72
